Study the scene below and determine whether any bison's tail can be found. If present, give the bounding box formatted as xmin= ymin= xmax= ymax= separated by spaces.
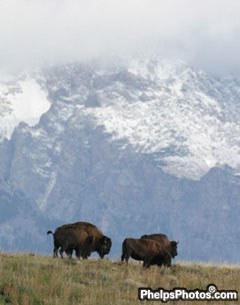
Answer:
xmin=47 ymin=230 xmax=54 ymax=235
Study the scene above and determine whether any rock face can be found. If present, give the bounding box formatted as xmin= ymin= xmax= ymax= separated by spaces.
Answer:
xmin=0 ymin=58 xmax=240 ymax=262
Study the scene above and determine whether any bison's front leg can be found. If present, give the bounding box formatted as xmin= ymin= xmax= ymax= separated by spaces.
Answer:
xmin=143 ymin=257 xmax=152 ymax=269
xmin=75 ymin=248 xmax=82 ymax=260
xmin=163 ymin=251 xmax=172 ymax=267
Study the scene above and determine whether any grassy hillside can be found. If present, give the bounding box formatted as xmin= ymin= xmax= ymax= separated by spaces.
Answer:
xmin=0 ymin=253 xmax=239 ymax=305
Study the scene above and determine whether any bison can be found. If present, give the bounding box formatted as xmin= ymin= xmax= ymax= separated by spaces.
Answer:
xmin=121 ymin=238 xmax=171 ymax=268
xmin=47 ymin=225 xmax=93 ymax=259
xmin=47 ymin=221 xmax=112 ymax=259
xmin=141 ymin=233 xmax=178 ymax=266
xmin=71 ymin=222 xmax=112 ymax=259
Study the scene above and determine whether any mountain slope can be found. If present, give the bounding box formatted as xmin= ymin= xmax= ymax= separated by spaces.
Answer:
xmin=86 ymin=59 xmax=240 ymax=179
xmin=0 ymin=58 xmax=240 ymax=262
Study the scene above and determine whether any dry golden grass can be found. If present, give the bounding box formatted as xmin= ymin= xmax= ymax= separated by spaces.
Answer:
xmin=0 ymin=252 xmax=239 ymax=305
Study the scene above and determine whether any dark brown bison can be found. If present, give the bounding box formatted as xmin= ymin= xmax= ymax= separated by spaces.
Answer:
xmin=70 ymin=222 xmax=112 ymax=259
xmin=47 ymin=221 xmax=112 ymax=259
xmin=141 ymin=234 xmax=178 ymax=266
xmin=121 ymin=238 xmax=171 ymax=268
xmin=47 ymin=225 xmax=93 ymax=259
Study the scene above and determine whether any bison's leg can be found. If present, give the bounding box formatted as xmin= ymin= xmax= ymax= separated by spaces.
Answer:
xmin=164 ymin=257 xmax=172 ymax=267
xmin=143 ymin=257 xmax=152 ymax=269
xmin=121 ymin=253 xmax=129 ymax=262
xmin=75 ymin=248 xmax=81 ymax=260
xmin=121 ymin=240 xmax=130 ymax=263
xmin=81 ymin=248 xmax=91 ymax=259
xmin=53 ymin=239 xmax=59 ymax=258
xmin=121 ymin=251 xmax=130 ymax=263
xmin=65 ymin=248 xmax=73 ymax=260
xmin=53 ymin=246 xmax=59 ymax=258
xmin=162 ymin=252 xmax=172 ymax=267
xmin=59 ymin=247 xmax=64 ymax=259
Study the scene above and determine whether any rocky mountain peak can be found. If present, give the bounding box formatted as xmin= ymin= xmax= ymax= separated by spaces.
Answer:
xmin=0 ymin=57 xmax=240 ymax=262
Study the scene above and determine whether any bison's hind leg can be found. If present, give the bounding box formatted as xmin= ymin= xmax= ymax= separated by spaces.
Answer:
xmin=121 ymin=251 xmax=130 ymax=263
xmin=121 ymin=253 xmax=126 ymax=262
xmin=121 ymin=240 xmax=130 ymax=263
xmin=59 ymin=247 xmax=64 ymax=259
xmin=53 ymin=245 xmax=59 ymax=258
xmin=65 ymin=248 xmax=73 ymax=260
xmin=53 ymin=248 xmax=57 ymax=258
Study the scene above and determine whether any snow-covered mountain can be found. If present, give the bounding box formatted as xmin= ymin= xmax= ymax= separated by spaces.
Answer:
xmin=0 ymin=57 xmax=240 ymax=262
xmin=86 ymin=58 xmax=240 ymax=179
xmin=2 ymin=58 xmax=240 ymax=180
xmin=0 ymin=73 xmax=50 ymax=141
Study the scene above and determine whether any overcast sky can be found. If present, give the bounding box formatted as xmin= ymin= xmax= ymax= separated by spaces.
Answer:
xmin=1 ymin=0 xmax=240 ymax=75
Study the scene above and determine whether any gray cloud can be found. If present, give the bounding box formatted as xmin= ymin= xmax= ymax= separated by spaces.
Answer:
xmin=1 ymin=0 xmax=240 ymax=75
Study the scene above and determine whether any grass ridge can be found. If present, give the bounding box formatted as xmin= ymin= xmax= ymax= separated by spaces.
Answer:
xmin=0 ymin=253 xmax=239 ymax=305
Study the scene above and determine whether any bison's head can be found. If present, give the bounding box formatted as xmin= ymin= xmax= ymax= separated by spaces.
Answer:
xmin=170 ymin=241 xmax=178 ymax=257
xmin=98 ymin=236 xmax=112 ymax=259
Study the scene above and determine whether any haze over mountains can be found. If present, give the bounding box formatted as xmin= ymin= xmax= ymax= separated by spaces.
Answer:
xmin=0 ymin=57 xmax=240 ymax=262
